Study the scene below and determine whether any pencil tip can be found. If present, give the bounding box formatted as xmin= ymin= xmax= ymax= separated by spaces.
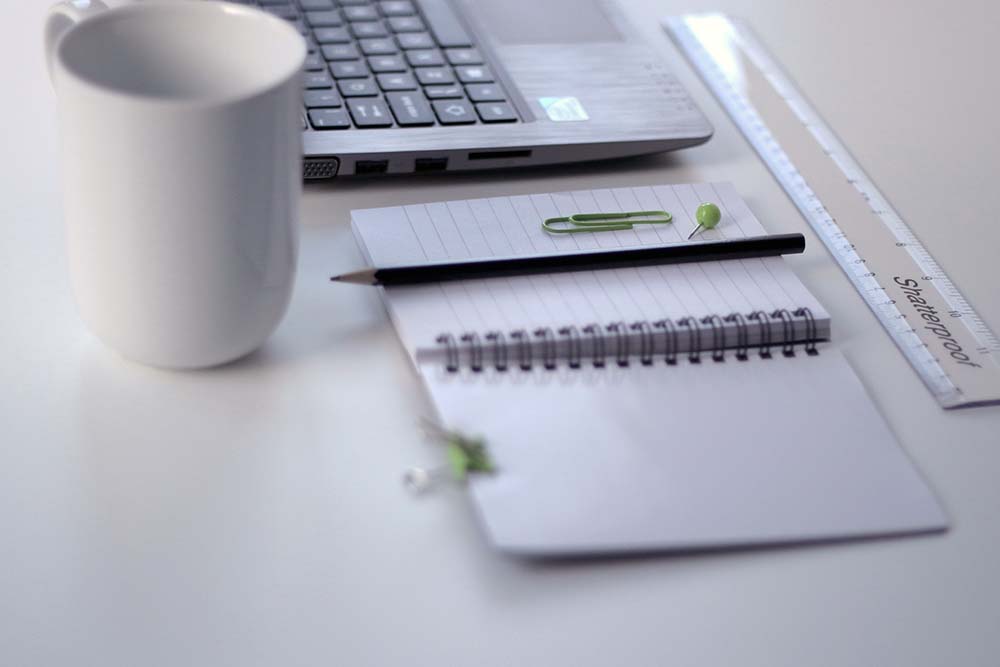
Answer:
xmin=330 ymin=268 xmax=378 ymax=285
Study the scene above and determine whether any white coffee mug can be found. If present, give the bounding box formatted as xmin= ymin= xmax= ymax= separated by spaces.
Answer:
xmin=46 ymin=0 xmax=306 ymax=369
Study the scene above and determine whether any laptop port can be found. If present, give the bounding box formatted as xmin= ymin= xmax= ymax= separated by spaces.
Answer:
xmin=415 ymin=157 xmax=449 ymax=173
xmin=303 ymin=157 xmax=340 ymax=180
xmin=468 ymin=149 xmax=532 ymax=161
xmin=355 ymin=160 xmax=389 ymax=175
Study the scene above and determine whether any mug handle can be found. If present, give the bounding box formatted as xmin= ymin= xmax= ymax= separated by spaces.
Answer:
xmin=45 ymin=0 xmax=109 ymax=80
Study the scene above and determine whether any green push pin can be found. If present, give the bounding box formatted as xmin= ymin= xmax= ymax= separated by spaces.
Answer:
xmin=404 ymin=419 xmax=497 ymax=494
xmin=687 ymin=202 xmax=722 ymax=240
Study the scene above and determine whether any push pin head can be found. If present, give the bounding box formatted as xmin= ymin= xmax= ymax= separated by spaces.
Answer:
xmin=403 ymin=467 xmax=446 ymax=494
xmin=687 ymin=202 xmax=722 ymax=239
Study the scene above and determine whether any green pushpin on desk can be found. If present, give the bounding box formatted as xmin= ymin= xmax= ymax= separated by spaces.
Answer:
xmin=687 ymin=202 xmax=722 ymax=239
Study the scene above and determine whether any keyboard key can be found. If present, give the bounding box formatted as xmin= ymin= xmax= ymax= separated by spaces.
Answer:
xmin=359 ymin=38 xmax=398 ymax=55
xmin=309 ymin=108 xmax=351 ymax=129
xmin=248 ymin=0 xmax=501 ymax=133
xmin=304 ymin=89 xmax=343 ymax=108
xmin=445 ymin=48 xmax=482 ymax=65
xmin=418 ymin=0 xmax=472 ymax=47
xmin=330 ymin=60 xmax=369 ymax=78
xmin=347 ymin=99 xmax=394 ymax=127
xmin=376 ymin=72 xmax=418 ymax=91
xmin=299 ymin=0 xmax=334 ymax=9
xmin=406 ymin=49 xmax=443 ymax=67
xmin=314 ymin=27 xmax=351 ymax=43
xmin=338 ymin=78 xmax=379 ymax=97
xmin=379 ymin=1 xmax=416 ymax=16
xmin=343 ymin=5 xmax=378 ymax=21
xmin=386 ymin=91 xmax=435 ymax=126
xmin=303 ymin=52 xmax=324 ymax=71
xmin=321 ymin=43 xmax=360 ymax=60
xmin=455 ymin=65 xmax=493 ymax=83
xmin=351 ymin=21 xmax=388 ymax=38
xmin=465 ymin=83 xmax=505 ymax=102
xmin=396 ymin=32 xmax=434 ymax=50
xmin=475 ymin=102 xmax=517 ymax=123
xmin=304 ymin=71 xmax=334 ymax=88
xmin=305 ymin=10 xmax=342 ymax=27
xmin=262 ymin=5 xmax=297 ymax=20
xmin=387 ymin=16 xmax=424 ymax=32
xmin=415 ymin=67 xmax=454 ymax=85
xmin=368 ymin=55 xmax=407 ymax=72
xmin=423 ymin=84 xmax=464 ymax=99
xmin=432 ymin=99 xmax=475 ymax=124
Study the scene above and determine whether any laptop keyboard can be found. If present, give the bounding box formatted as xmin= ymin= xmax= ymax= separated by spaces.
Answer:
xmin=229 ymin=0 xmax=520 ymax=131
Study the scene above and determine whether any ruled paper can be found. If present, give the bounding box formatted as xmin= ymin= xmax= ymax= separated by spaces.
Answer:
xmin=351 ymin=183 xmax=828 ymax=357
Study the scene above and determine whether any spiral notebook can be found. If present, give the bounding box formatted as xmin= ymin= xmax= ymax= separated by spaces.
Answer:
xmin=352 ymin=183 xmax=948 ymax=555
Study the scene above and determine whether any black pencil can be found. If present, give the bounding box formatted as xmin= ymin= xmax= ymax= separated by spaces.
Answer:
xmin=332 ymin=233 xmax=806 ymax=286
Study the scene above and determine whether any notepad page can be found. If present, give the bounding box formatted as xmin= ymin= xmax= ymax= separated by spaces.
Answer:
xmin=421 ymin=347 xmax=947 ymax=555
xmin=351 ymin=183 xmax=829 ymax=359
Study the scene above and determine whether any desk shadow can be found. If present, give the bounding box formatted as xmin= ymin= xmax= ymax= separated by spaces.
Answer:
xmin=66 ymin=315 xmax=396 ymax=513
xmin=166 ymin=317 xmax=393 ymax=378
xmin=447 ymin=489 xmax=947 ymax=605
xmin=510 ymin=525 xmax=947 ymax=570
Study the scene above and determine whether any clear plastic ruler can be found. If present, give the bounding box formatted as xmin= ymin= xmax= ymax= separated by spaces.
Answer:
xmin=666 ymin=13 xmax=1000 ymax=408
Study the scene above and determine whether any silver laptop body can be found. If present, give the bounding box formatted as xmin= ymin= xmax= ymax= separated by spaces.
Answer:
xmin=260 ymin=0 xmax=713 ymax=178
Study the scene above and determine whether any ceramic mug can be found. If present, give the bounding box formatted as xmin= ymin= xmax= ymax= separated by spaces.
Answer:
xmin=45 ymin=0 xmax=306 ymax=369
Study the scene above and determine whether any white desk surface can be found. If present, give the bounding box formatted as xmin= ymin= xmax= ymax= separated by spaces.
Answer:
xmin=3 ymin=1 xmax=999 ymax=665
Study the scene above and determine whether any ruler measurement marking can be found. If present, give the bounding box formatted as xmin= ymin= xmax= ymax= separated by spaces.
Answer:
xmin=667 ymin=14 xmax=1000 ymax=407
xmin=740 ymin=23 xmax=992 ymax=337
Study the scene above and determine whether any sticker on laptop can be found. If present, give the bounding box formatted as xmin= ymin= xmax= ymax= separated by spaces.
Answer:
xmin=538 ymin=97 xmax=590 ymax=122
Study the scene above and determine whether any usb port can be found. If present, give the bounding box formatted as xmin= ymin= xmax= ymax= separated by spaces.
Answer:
xmin=355 ymin=160 xmax=388 ymax=175
xmin=414 ymin=157 xmax=448 ymax=173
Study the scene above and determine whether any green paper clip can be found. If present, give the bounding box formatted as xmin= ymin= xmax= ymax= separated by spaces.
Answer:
xmin=542 ymin=210 xmax=673 ymax=234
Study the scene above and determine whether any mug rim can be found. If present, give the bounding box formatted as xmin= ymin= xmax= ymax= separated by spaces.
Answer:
xmin=54 ymin=0 xmax=306 ymax=108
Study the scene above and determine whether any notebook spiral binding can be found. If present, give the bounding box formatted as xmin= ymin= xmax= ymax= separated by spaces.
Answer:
xmin=435 ymin=308 xmax=820 ymax=373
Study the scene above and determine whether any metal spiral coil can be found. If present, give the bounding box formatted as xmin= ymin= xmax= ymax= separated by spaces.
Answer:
xmin=460 ymin=332 xmax=484 ymax=371
xmin=654 ymin=318 xmax=679 ymax=365
xmin=606 ymin=321 xmax=630 ymax=367
xmin=583 ymin=323 xmax=606 ymax=368
xmin=558 ymin=326 xmax=583 ymax=368
xmin=677 ymin=316 xmax=702 ymax=363
xmin=435 ymin=309 xmax=820 ymax=371
xmin=747 ymin=310 xmax=773 ymax=358
xmin=701 ymin=314 xmax=726 ymax=362
xmin=485 ymin=331 xmax=508 ymax=371
xmin=724 ymin=312 xmax=750 ymax=360
xmin=533 ymin=327 xmax=558 ymax=370
xmin=630 ymin=320 xmax=655 ymax=365
xmin=771 ymin=309 xmax=796 ymax=357
xmin=793 ymin=307 xmax=819 ymax=355
xmin=435 ymin=333 xmax=460 ymax=372
xmin=510 ymin=329 xmax=532 ymax=370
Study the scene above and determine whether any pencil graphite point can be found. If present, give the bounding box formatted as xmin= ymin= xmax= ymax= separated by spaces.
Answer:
xmin=331 ymin=268 xmax=378 ymax=285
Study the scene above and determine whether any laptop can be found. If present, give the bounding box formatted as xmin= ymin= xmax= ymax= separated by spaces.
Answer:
xmin=239 ymin=0 xmax=713 ymax=178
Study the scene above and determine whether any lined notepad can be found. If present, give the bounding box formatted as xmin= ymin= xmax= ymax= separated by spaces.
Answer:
xmin=354 ymin=183 xmax=829 ymax=362
xmin=350 ymin=184 xmax=947 ymax=556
